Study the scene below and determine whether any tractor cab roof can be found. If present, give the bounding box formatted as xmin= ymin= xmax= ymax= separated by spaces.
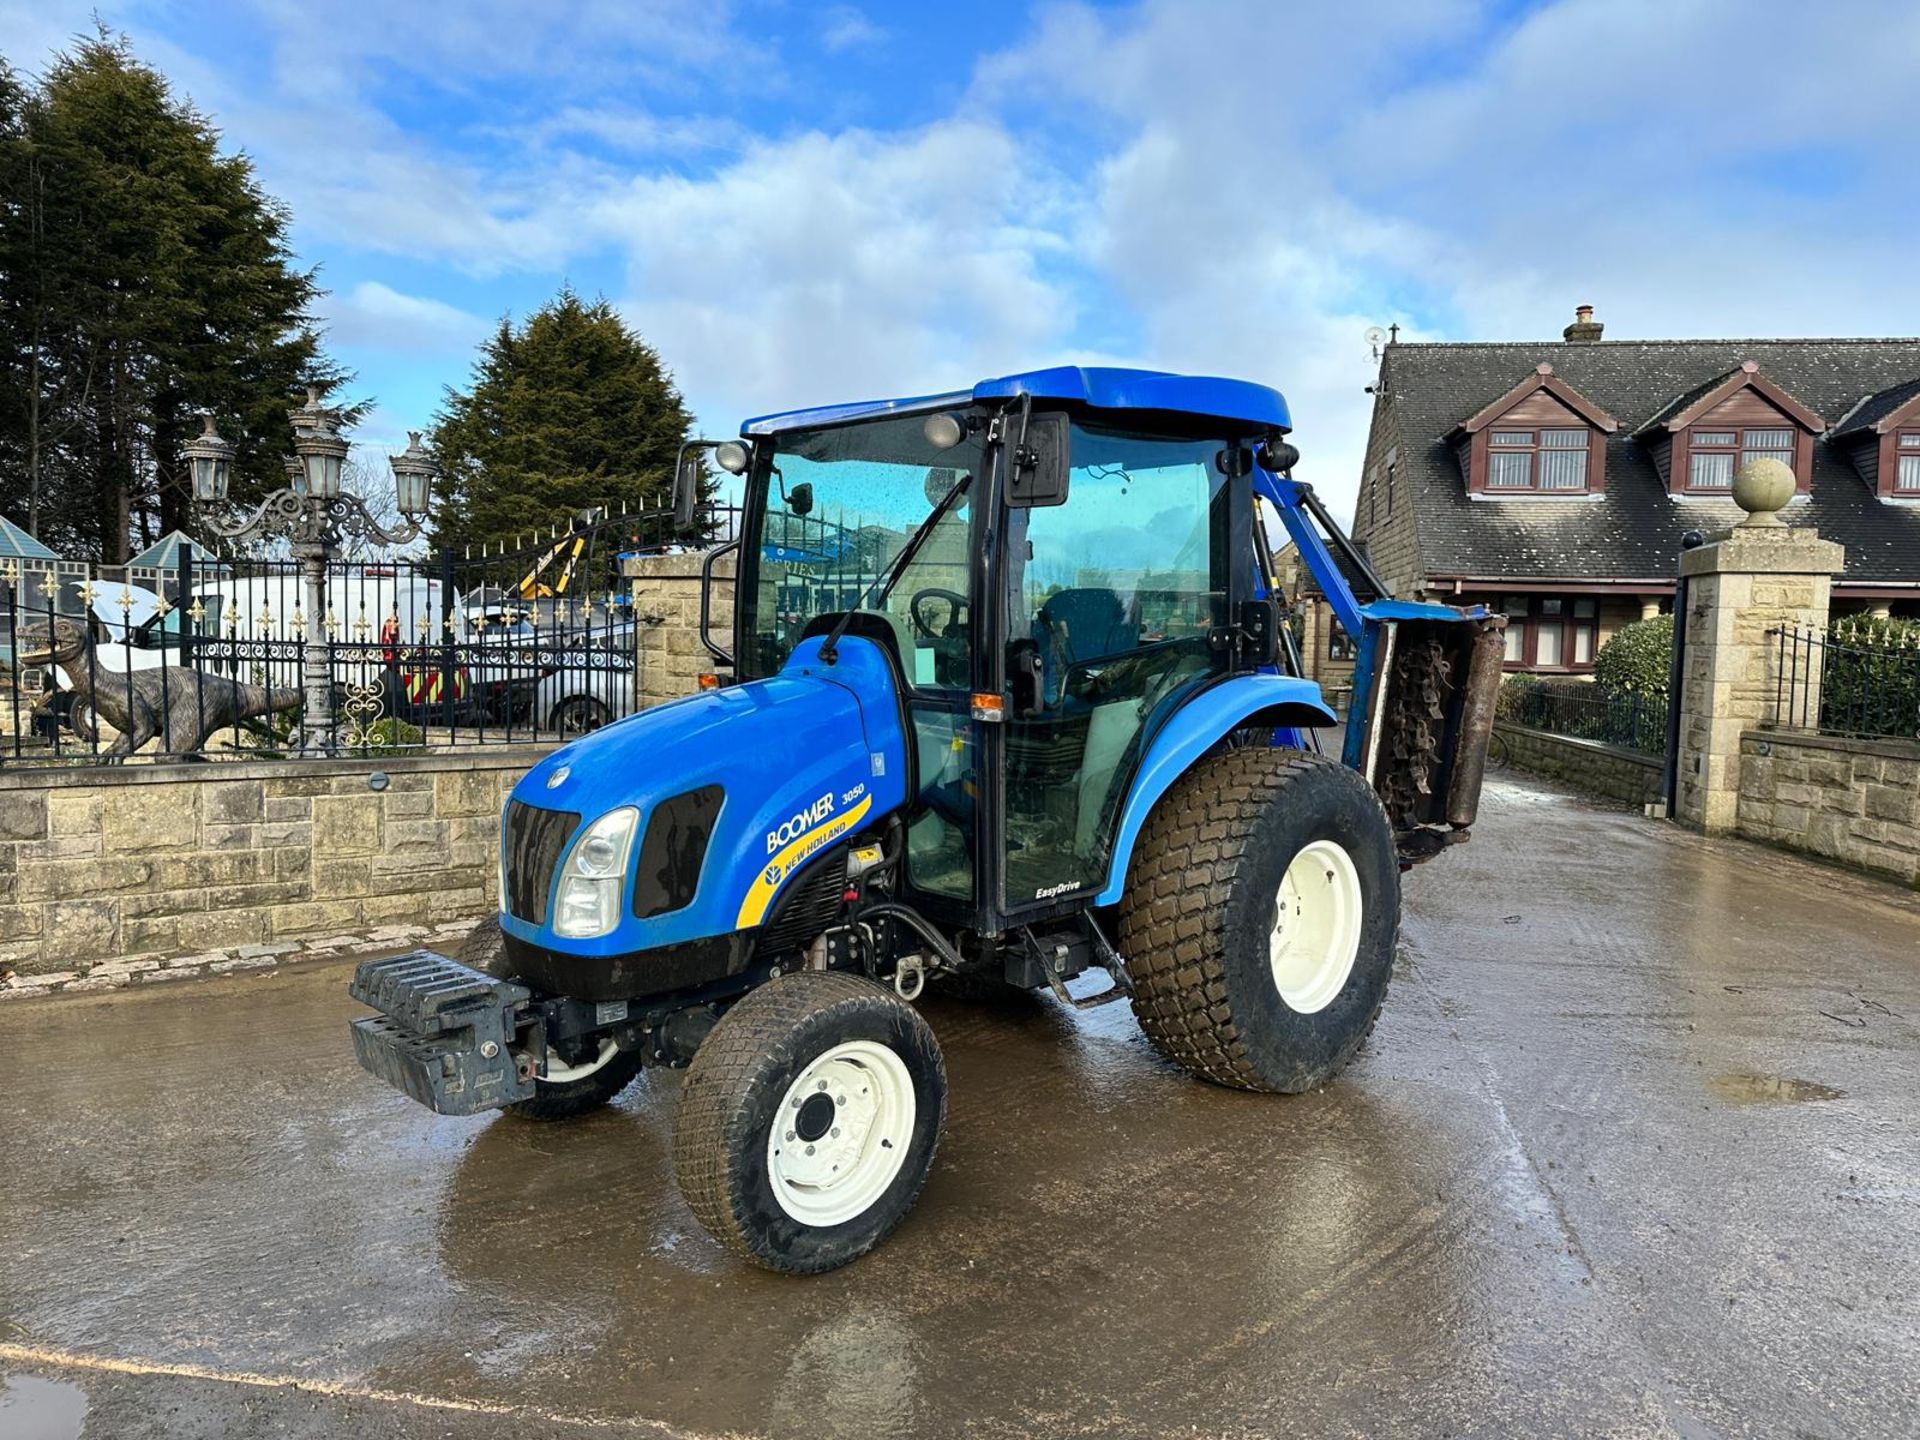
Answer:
xmin=740 ymin=365 xmax=1291 ymax=439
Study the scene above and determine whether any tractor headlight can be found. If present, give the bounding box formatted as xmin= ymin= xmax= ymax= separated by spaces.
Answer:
xmin=553 ymin=806 xmax=639 ymax=939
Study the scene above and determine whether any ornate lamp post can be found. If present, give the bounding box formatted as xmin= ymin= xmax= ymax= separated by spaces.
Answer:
xmin=189 ymin=389 xmax=436 ymax=755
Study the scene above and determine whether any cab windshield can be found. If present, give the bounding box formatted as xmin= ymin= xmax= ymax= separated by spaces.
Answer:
xmin=737 ymin=411 xmax=983 ymax=687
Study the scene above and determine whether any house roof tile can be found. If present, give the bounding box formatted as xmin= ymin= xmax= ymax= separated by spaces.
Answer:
xmin=1378 ymin=338 xmax=1920 ymax=585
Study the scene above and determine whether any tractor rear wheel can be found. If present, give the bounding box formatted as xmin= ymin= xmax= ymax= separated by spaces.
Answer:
xmin=1117 ymin=748 xmax=1400 ymax=1093
xmin=674 ymin=971 xmax=946 ymax=1274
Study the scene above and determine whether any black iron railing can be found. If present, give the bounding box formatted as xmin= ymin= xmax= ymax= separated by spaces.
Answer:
xmin=1504 ymin=682 xmax=1669 ymax=756
xmin=1769 ymin=624 xmax=1920 ymax=741
xmin=0 ymin=503 xmax=744 ymax=766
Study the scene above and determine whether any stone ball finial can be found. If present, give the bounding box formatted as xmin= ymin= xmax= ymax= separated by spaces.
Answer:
xmin=1732 ymin=456 xmax=1795 ymax=525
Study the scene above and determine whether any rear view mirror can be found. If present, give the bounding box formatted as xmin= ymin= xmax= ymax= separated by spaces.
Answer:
xmin=1006 ymin=413 xmax=1068 ymax=508
xmin=788 ymin=482 xmax=814 ymax=518
xmin=673 ymin=443 xmax=706 ymax=536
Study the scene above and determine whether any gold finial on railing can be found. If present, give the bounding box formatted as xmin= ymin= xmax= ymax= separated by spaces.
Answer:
xmin=39 ymin=569 xmax=58 ymax=599
xmin=225 ymin=606 xmax=238 ymax=636
xmin=76 ymin=579 xmax=97 ymax=608
xmin=443 ymin=614 xmax=455 ymax=638
xmin=154 ymin=594 xmax=173 ymax=618
xmin=1 ymin=559 xmax=18 ymax=586
xmin=416 ymin=612 xmax=431 ymax=640
xmin=257 ymin=603 xmax=273 ymax=631
xmin=352 ymin=605 xmax=370 ymax=641
xmin=290 ymin=608 xmax=307 ymax=638
xmin=116 ymin=586 xmax=134 ymax=613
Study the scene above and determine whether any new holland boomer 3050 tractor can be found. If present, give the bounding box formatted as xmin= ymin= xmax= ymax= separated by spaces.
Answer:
xmin=349 ymin=366 xmax=1504 ymax=1274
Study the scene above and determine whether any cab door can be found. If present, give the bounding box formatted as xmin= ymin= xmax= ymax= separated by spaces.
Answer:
xmin=994 ymin=422 xmax=1237 ymax=914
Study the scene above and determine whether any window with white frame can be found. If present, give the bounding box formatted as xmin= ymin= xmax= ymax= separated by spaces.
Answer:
xmin=1687 ymin=426 xmax=1795 ymax=490
xmin=1898 ymin=432 xmax=1920 ymax=492
xmin=1487 ymin=428 xmax=1590 ymax=491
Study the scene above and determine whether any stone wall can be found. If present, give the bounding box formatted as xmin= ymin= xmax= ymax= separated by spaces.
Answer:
xmin=0 ymin=747 xmax=552 ymax=986
xmin=626 ymin=549 xmax=735 ymax=707
xmin=1736 ymin=729 xmax=1920 ymax=887
xmin=1494 ymin=721 xmax=1666 ymax=808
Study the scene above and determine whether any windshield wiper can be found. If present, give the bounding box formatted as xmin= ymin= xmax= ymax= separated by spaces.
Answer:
xmin=819 ymin=472 xmax=971 ymax=665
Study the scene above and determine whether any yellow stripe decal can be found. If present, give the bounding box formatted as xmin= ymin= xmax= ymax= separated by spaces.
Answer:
xmin=736 ymin=794 xmax=874 ymax=929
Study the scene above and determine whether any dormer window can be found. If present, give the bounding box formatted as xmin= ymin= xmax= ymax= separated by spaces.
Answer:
xmin=1488 ymin=427 xmax=1592 ymax=490
xmin=1448 ymin=363 xmax=1618 ymax=498
xmin=1635 ymin=361 xmax=1822 ymax=497
xmin=1825 ymin=378 xmax=1920 ymax=501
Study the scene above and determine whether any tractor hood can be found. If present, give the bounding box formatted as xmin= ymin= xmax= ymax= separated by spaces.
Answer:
xmin=500 ymin=635 xmax=910 ymax=961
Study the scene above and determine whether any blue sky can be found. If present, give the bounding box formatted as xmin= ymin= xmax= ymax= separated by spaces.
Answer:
xmin=3 ymin=0 xmax=1917 ymax=521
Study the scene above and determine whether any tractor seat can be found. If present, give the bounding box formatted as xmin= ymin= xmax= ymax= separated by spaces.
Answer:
xmin=1037 ymin=587 xmax=1137 ymax=665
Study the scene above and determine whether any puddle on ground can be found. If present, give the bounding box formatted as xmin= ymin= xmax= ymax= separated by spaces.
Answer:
xmin=1709 ymin=1072 xmax=1847 ymax=1105
xmin=0 ymin=1372 xmax=89 ymax=1440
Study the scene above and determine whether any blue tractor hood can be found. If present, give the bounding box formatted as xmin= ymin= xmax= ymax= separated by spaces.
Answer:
xmin=503 ymin=636 xmax=910 ymax=958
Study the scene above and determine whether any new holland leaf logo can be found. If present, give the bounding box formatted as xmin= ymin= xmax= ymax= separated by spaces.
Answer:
xmin=736 ymin=792 xmax=875 ymax=929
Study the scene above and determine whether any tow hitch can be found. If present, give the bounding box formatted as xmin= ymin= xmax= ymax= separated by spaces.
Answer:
xmin=349 ymin=951 xmax=536 ymax=1115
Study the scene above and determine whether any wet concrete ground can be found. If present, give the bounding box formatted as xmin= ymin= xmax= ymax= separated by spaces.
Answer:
xmin=1 ymin=774 xmax=1917 ymax=1438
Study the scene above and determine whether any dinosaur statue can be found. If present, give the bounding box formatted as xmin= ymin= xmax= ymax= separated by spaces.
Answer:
xmin=19 ymin=618 xmax=301 ymax=758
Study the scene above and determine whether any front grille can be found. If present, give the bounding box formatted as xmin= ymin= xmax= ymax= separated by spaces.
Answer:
xmin=756 ymin=844 xmax=848 ymax=958
xmin=504 ymin=800 xmax=580 ymax=925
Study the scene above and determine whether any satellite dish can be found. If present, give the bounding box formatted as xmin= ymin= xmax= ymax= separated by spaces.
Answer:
xmin=1364 ymin=325 xmax=1388 ymax=346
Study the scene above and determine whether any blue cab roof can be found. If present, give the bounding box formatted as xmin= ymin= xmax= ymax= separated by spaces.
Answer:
xmin=740 ymin=365 xmax=1291 ymax=438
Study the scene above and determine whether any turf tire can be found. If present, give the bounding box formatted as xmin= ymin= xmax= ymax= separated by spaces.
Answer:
xmin=1117 ymin=748 xmax=1400 ymax=1093
xmin=674 ymin=971 xmax=946 ymax=1274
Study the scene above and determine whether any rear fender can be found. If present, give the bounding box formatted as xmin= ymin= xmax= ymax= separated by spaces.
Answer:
xmin=1095 ymin=674 xmax=1335 ymax=907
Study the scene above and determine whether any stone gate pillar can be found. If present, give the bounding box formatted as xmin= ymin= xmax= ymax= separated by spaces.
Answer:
xmin=1674 ymin=460 xmax=1843 ymax=834
xmin=624 ymin=548 xmax=737 ymax=707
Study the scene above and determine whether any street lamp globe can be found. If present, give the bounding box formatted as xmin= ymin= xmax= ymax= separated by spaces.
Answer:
xmin=290 ymin=387 xmax=349 ymax=501
xmin=390 ymin=431 xmax=437 ymax=519
xmin=184 ymin=411 xmax=234 ymax=504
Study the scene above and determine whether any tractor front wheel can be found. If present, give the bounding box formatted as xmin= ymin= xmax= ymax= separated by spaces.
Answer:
xmin=674 ymin=972 xmax=946 ymax=1274
xmin=1118 ymin=748 xmax=1400 ymax=1093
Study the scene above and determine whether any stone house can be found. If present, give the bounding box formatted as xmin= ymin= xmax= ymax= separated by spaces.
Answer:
xmin=1269 ymin=538 xmax=1357 ymax=705
xmin=1350 ymin=310 xmax=1920 ymax=674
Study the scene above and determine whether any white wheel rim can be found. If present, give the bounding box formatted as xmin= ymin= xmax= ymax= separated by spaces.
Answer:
xmin=766 ymin=1040 xmax=916 ymax=1228
xmin=542 ymin=1037 xmax=619 ymax=1085
xmin=1269 ymin=839 xmax=1364 ymax=1014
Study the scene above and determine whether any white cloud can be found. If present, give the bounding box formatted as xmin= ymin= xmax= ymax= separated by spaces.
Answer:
xmin=968 ymin=0 xmax=1920 ymax=522
xmin=9 ymin=0 xmax=1915 ymax=533
xmin=320 ymin=282 xmax=492 ymax=355
xmin=597 ymin=121 xmax=1081 ymax=430
xmin=819 ymin=6 xmax=884 ymax=54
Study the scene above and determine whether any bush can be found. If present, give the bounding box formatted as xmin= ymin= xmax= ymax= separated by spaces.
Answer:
xmin=1822 ymin=615 xmax=1920 ymax=739
xmin=1593 ymin=614 xmax=1674 ymax=699
xmin=1495 ymin=673 xmax=1543 ymax=721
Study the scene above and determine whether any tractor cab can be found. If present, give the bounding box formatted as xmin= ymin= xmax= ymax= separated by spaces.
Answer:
xmin=683 ymin=366 xmax=1484 ymax=940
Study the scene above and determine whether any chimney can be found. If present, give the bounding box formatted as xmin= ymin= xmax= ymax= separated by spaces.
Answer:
xmin=1563 ymin=304 xmax=1604 ymax=344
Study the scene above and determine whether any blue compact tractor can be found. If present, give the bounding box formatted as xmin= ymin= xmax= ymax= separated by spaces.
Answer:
xmin=349 ymin=367 xmax=1504 ymax=1273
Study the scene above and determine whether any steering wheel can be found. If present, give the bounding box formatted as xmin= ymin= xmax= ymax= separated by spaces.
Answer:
xmin=909 ymin=587 xmax=971 ymax=686
xmin=909 ymin=588 xmax=970 ymax=642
